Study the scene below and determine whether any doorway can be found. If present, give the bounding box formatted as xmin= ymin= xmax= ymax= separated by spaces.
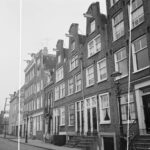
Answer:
xmin=142 ymin=94 xmax=150 ymax=133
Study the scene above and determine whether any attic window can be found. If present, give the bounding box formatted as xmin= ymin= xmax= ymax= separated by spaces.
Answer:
xmin=58 ymin=55 xmax=61 ymax=64
xmin=90 ymin=20 xmax=95 ymax=34
xmin=71 ymin=41 xmax=75 ymax=51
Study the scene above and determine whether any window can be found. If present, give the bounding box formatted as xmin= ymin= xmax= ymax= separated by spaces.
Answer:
xmin=68 ymin=104 xmax=75 ymax=126
xmin=110 ymin=0 xmax=119 ymax=7
xmin=132 ymin=35 xmax=149 ymax=72
xmin=60 ymin=107 xmax=65 ymax=126
xmin=55 ymin=86 xmax=59 ymax=101
xmin=70 ymin=55 xmax=78 ymax=71
xmin=131 ymin=0 xmax=144 ymax=28
xmin=56 ymin=66 xmax=64 ymax=82
xmin=60 ymin=82 xmax=65 ymax=98
xmin=114 ymin=48 xmax=128 ymax=78
xmin=68 ymin=78 xmax=74 ymax=95
xmin=58 ymin=55 xmax=61 ymax=64
xmin=90 ymin=20 xmax=95 ymax=33
xmin=99 ymin=93 xmax=111 ymax=124
xmin=121 ymin=93 xmax=136 ymax=123
xmin=75 ymin=73 xmax=82 ymax=92
xmin=88 ymin=34 xmax=101 ymax=57
xmin=86 ymin=65 xmax=94 ymax=87
xmin=71 ymin=41 xmax=75 ymax=51
xmin=112 ymin=11 xmax=124 ymax=41
xmin=97 ymin=58 xmax=107 ymax=82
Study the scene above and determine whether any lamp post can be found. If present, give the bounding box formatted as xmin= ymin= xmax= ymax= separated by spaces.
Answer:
xmin=25 ymin=112 xmax=29 ymax=143
xmin=111 ymin=71 xmax=124 ymax=150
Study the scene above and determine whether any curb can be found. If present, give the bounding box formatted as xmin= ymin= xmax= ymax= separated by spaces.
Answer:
xmin=1 ymin=137 xmax=55 ymax=150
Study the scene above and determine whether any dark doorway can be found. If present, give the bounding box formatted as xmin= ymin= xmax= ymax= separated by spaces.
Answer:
xmin=142 ymin=94 xmax=150 ymax=133
xmin=103 ymin=137 xmax=114 ymax=150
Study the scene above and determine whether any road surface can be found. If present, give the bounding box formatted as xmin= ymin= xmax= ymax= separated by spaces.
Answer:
xmin=0 ymin=138 xmax=53 ymax=150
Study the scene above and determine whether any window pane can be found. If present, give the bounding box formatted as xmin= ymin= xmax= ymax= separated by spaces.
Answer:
xmin=136 ymin=48 xmax=149 ymax=69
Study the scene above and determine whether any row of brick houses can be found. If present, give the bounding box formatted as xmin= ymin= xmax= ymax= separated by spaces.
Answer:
xmin=7 ymin=0 xmax=150 ymax=150
xmin=43 ymin=1 xmax=150 ymax=150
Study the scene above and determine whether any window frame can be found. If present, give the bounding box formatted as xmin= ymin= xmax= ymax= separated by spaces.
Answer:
xmin=70 ymin=54 xmax=79 ymax=71
xmin=86 ymin=65 xmax=95 ymax=87
xmin=112 ymin=11 xmax=124 ymax=41
xmin=132 ymin=35 xmax=149 ymax=72
xmin=97 ymin=58 xmax=107 ymax=83
xmin=99 ymin=93 xmax=111 ymax=124
xmin=87 ymin=34 xmax=101 ymax=58
xmin=90 ymin=20 xmax=96 ymax=34
xmin=75 ymin=72 xmax=82 ymax=93
xmin=114 ymin=47 xmax=128 ymax=79
xmin=68 ymin=77 xmax=74 ymax=96
xmin=68 ymin=103 xmax=75 ymax=126
xmin=56 ymin=66 xmax=64 ymax=83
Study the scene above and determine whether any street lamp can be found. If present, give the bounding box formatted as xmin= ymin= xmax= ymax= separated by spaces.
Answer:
xmin=111 ymin=71 xmax=125 ymax=149
xmin=25 ymin=112 xmax=29 ymax=143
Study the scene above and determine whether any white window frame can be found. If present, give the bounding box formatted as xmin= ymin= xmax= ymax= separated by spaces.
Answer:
xmin=60 ymin=82 xmax=65 ymax=99
xmin=55 ymin=86 xmax=59 ymax=101
xmin=114 ymin=47 xmax=128 ymax=79
xmin=68 ymin=103 xmax=75 ymax=126
xmin=132 ymin=35 xmax=149 ymax=72
xmin=86 ymin=65 xmax=95 ymax=87
xmin=75 ymin=73 xmax=82 ymax=93
xmin=90 ymin=20 xmax=96 ymax=34
xmin=110 ymin=0 xmax=119 ymax=7
xmin=58 ymin=55 xmax=61 ymax=64
xmin=131 ymin=0 xmax=144 ymax=29
xmin=70 ymin=54 xmax=78 ymax=71
xmin=99 ymin=93 xmax=111 ymax=124
xmin=112 ymin=11 xmax=124 ymax=41
xmin=56 ymin=66 xmax=64 ymax=83
xmin=121 ymin=93 xmax=136 ymax=124
xmin=97 ymin=58 xmax=107 ymax=82
xmin=71 ymin=41 xmax=75 ymax=51
xmin=88 ymin=34 xmax=101 ymax=58
xmin=68 ymin=78 xmax=74 ymax=96
xmin=60 ymin=107 xmax=65 ymax=126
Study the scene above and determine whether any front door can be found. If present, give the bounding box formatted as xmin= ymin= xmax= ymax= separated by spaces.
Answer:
xmin=142 ymin=94 xmax=150 ymax=133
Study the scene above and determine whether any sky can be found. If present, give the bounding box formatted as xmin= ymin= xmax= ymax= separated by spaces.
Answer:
xmin=0 ymin=0 xmax=106 ymax=112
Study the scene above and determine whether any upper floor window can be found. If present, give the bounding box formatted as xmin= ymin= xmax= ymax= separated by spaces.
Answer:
xmin=131 ymin=0 xmax=144 ymax=29
xmin=58 ymin=55 xmax=61 ymax=64
xmin=75 ymin=73 xmax=82 ymax=92
xmin=90 ymin=20 xmax=96 ymax=34
xmin=68 ymin=78 xmax=74 ymax=95
xmin=88 ymin=34 xmax=101 ymax=57
xmin=56 ymin=66 xmax=64 ymax=82
xmin=121 ymin=93 xmax=136 ymax=123
xmin=71 ymin=41 xmax=75 ymax=51
xmin=60 ymin=82 xmax=65 ymax=99
xmin=112 ymin=11 xmax=124 ymax=41
xmin=55 ymin=86 xmax=59 ymax=101
xmin=68 ymin=104 xmax=75 ymax=126
xmin=132 ymin=35 xmax=149 ymax=72
xmin=86 ymin=65 xmax=94 ymax=87
xmin=97 ymin=58 xmax=107 ymax=82
xmin=99 ymin=93 xmax=111 ymax=124
xmin=60 ymin=107 xmax=65 ymax=126
xmin=110 ymin=0 xmax=119 ymax=7
xmin=70 ymin=55 xmax=78 ymax=71
xmin=114 ymin=47 xmax=128 ymax=79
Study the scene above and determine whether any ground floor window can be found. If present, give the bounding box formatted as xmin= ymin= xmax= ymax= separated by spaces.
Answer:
xmin=102 ymin=136 xmax=115 ymax=150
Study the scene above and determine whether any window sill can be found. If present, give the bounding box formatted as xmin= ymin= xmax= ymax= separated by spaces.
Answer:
xmin=88 ymin=50 xmax=101 ymax=59
xmin=68 ymin=125 xmax=74 ymax=127
xmin=75 ymin=90 xmax=81 ymax=94
xmin=100 ymin=121 xmax=111 ymax=125
xmin=59 ymin=124 xmax=65 ymax=127
xmin=67 ymin=93 xmax=74 ymax=96
xmin=86 ymin=84 xmax=94 ymax=88
xmin=97 ymin=78 xmax=107 ymax=84
xmin=114 ymin=74 xmax=128 ymax=81
xmin=69 ymin=66 xmax=78 ymax=72
xmin=131 ymin=21 xmax=144 ymax=31
xmin=133 ymin=66 xmax=150 ymax=74
xmin=122 ymin=120 xmax=136 ymax=124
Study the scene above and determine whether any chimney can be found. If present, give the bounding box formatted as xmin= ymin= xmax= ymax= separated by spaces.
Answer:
xmin=56 ymin=40 xmax=64 ymax=51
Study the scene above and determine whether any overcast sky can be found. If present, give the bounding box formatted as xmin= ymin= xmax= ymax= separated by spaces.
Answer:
xmin=0 ymin=0 xmax=106 ymax=112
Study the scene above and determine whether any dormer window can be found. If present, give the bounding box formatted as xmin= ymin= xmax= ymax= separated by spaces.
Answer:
xmin=90 ymin=20 xmax=96 ymax=34
xmin=71 ymin=41 xmax=75 ymax=51
xmin=58 ymin=55 xmax=61 ymax=64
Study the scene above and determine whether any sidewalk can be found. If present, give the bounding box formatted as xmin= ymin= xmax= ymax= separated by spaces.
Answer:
xmin=0 ymin=134 xmax=81 ymax=150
